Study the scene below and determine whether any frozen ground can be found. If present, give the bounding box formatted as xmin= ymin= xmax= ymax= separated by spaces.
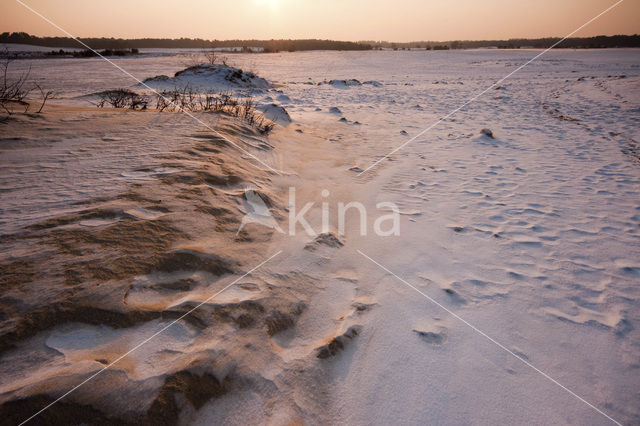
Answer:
xmin=1 ymin=49 xmax=639 ymax=425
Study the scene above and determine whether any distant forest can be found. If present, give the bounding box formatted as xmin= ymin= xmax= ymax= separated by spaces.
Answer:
xmin=1 ymin=32 xmax=639 ymax=51
xmin=366 ymin=34 xmax=640 ymax=49
xmin=0 ymin=32 xmax=371 ymax=52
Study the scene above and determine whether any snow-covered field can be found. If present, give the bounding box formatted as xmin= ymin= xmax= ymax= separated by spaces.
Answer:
xmin=1 ymin=49 xmax=639 ymax=425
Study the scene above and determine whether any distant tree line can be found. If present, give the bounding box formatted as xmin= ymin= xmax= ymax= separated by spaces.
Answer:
xmin=0 ymin=32 xmax=372 ymax=52
xmin=46 ymin=48 xmax=139 ymax=57
xmin=2 ymin=32 xmax=638 ymax=52
xmin=364 ymin=35 xmax=640 ymax=50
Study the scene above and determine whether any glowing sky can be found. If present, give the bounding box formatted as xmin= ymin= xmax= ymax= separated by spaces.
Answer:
xmin=2 ymin=0 xmax=639 ymax=42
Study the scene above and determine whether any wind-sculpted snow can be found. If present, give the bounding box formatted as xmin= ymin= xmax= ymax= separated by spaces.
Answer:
xmin=1 ymin=49 xmax=639 ymax=425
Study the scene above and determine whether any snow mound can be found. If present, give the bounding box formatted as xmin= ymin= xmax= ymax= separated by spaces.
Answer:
xmin=328 ymin=107 xmax=343 ymax=115
xmin=141 ymin=64 xmax=271 ymax=91
xmin=322 ymin=79 xmax=362 ymax=88
xmin=257 ymin=103 xmax=292 ymax=126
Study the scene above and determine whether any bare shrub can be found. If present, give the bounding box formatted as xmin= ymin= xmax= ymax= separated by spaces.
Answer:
xmin=180 ymin=50 xmax=229 ymax=68
xmin=1 ymin=53 xmax=32 ymax=114
xmin=179 ymin=85 xmax=198 ymax=111
xmin=1 ymin=51 xmax=56 ymax=116
xmin=203 ymin=51 xmax=217 ymax=65
xmin=199 ymin=94 xmax=214 ymax=111
xmin=180 ymin=53 xmax=204 ymax=68
xmin=155 ymin=86 xmax=200 ymax=112
xmin=151 ymin=86 xmax=276 ymax=134
xmin=155 ymin=90 xmax=181 ymax=112
xmin=257 ymin=118 xmax=275 ymax=135
xmin=97 ymin=89 xmax=147 ymax=110
xmin=216 ymin=94 xmax=275 ymax=134
xmin=155 ymin=90 xmax=173 ymax=112
xmin=242 ymin=96 xmax=255 ymax=121
xmin=34 ymin=83 xmax=55 ymax=113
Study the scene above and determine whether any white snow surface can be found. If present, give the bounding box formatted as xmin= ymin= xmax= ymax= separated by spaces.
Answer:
xmin=1 ymin=49 xmax=640 ymax=425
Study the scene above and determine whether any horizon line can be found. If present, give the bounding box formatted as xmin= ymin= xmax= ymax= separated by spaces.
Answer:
xmin=2 ymin=30 xmax=639 ymax=45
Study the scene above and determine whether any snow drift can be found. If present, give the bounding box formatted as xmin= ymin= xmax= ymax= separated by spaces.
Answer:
xmin=141 ymin=64 xmax=271 ymax=92
xmin=257 ymin=103 xmax=292 ymax=126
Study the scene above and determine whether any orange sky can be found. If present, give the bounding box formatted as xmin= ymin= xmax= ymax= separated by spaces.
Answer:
xmin=1 ymin=0 xmax=639 ymax=42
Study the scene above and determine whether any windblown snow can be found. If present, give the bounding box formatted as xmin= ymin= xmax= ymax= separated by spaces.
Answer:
xmin=0 ymin=48 xmax=639 ymax=426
